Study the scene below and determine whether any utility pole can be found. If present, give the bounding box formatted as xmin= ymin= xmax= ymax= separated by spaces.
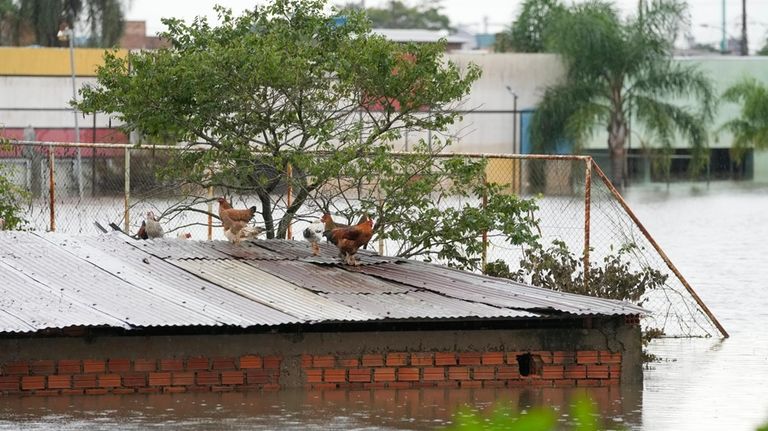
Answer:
xmin=721 ymin=0 xmax=727 ymax=53
xmin=740 ymin=0 xmax=748 ymax=55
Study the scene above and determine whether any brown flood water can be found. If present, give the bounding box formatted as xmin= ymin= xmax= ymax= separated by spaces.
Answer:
xmin=0 ymin=182 xmax=766 ymax=430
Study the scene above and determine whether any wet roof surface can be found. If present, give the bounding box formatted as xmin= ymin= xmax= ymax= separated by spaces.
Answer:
xmin=0 ymin=231 xmax=645 ymax=334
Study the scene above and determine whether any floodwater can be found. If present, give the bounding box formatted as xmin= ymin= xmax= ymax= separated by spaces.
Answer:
xmin=1 ymin=182 xmax=767 ymax=430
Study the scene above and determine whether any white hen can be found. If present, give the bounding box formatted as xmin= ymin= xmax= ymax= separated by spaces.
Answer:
xmin=145 ymin=211 xmax=164 ymax=239
xmin=224 ymin=225 xmax=265 ymax=244
xmin=302 ymin=219 xmax=325 ymax=256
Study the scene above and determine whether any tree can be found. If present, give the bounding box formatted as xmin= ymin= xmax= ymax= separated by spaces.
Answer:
xmin=495 ymin=0 xmax=563 ymax=53
xmin=757 ymin=40 xmax=768 ymax=56
xmin=531 ymin=0 xmax=715 ymax=188
xmin=718 ymin=77 xmax=768 ymax=165
xmin=11 ymin=0 xmax=124 ymax=47
xmin=76 ymin=0 xmax=539 ymax=270
xmin=0 ymin=138 xmax=30 ymax=230
xmin=338 ymin=0 xmax=452 ymax=31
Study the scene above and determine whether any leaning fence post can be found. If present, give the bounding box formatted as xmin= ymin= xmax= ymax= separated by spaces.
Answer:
xmin=124 ymin=147 xmax=130 ymax=234
xmin=48 ymin=145 xmax=55 ymax=232
xmin=286 ymin=162 xmax=292 ymax=240
xmin=584 ymin=158 xmax=592 ymax=290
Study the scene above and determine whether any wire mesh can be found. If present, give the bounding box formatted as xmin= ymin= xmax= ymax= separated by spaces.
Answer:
xmin=0 ymin=141 xmax=724 ymax=338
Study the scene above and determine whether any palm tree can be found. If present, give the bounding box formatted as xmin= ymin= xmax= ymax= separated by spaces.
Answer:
xmin=15 ymin=0 xmax=124 ymax=48
xmin=719 ymin=78 xmax=768 ymax=165
xmin=531 ymin=0 xmax=715 ymax=188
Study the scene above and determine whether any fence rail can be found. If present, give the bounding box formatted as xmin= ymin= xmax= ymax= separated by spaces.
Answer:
xmin=0 ymin=140 xmax=727 ymax=339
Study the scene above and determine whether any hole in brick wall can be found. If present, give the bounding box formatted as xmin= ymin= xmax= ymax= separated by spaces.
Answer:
xmin=516 ymin=353 xmax=543 ymax=377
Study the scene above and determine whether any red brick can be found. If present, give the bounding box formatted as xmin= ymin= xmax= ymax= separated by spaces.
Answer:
xmin=472 ymin=367 xmax=495 ymax=380
xmin=263 ymin=383 xmax=281 ymax=391
xmin=58 ymin=360 xmax=80 ymax=374
xmin=413 ymin=381 xmax=437 ymax=388
xmin=374 ymin=368 xmax=396 ymax=382
xmin=211 ymin=385 xmax=234 ymax=392
xmin=0 ymin=376 xmax=20 ymax=391
xmin=458 ymin=352 xmax=482 ymax=366
xmin=240 ymin=355 xmax=263 ymax=369
xmin=263 ymin=356 xmax=281 ymax=369
xmin=164 ymin=386 xmax=187 ymax=393
xmin=531 ymin=379 xmax=555 ymax=387
xmin=305 ymin=369 xmax=323 ymax=383
xmin=98 ymin=374 xmax=121 ymax=388
xmin=385 ymin=353 xmax=408 ymax=366
xmin=247 ymin=369 xmax=278 ymax=385
xmin=300 ymin=355 xmax=313 ymax=369
xmin=196 ymin=371 xmax=220 ymax=386
xmin=160 ymin=359 xmax=185 ymax=371
xmin=554 ymin=379 xmax=576 ymax=387
xmin=30 ymin=360 xmax=55 ymax=375
xmin=576 ymin=351 xmax=599 ymax=365
xmin=72 ymin=375 xmax=97 ymax=389
xmin=348 ymin=368 xmax=372 ymax=383
xmin=532 ymin=351 xmax=554 ymax=364
xmin=460 ymin=380 xmax=482 ymax=388
xmin=363 ymin=382 xmax=388 ymax=389
xmin=112 ymin=388 xmax=136 ymax=395
xmin=601 ymin=378 xmax=620 ymax=386
xmin=481 ymin=352 xmax=504 ymax=365
xmin=83 ymin=360 xmax=106 ymax=374
xmin=324 ymin=369 xmax=347 ymax=383
xmin=542 ymin=365 xmax=564 ymax=379
xmin=483 ymin=380 xmax=507 ymax=388
xmin=448 ymin=367 xmax=469 ymax=380
xmin=61 ymin=388 xmax=85 ymax=395
xmin=212 ymin=357 xmax=237 ymax=370
xmin=422 ymin=367 xmax=446 ymax=381
xmin=338 ymin=357 xmax=359 ymax=367
xmin=221 ymin=371 xmax=244 ymax=385
xmin=397 ymin=368 xmax=419 ymax=382
xmin=138 ymin=387 xmax=162 ymax=394
xmin=108 ymin=359 xmax=131 ymax=372
xmin=436 ymin=380 xmax=459 ymax=388
xmin=122 ymin=373 xmax=147 ymax=387
xmin=600 ymin=351 xmax=622 ymax=364
xmin=410 ymin=353 xmax=433 ymax=366
xmin=577 ymin=379 xmax=601 ymax=387
xmin=21 ymin=376 xmax=45 ymax=390
xmin=85 ymin=388 xmax=109 ymax=395
xmin=587 ymin=364 xmax=609 ymax=379
xmin=172 ymin=372 xmax=195 ymax=386
xmin=388 ymin=381 xmax=412 ymax=389
xmin=313 ymin=355 xmax=335 ymax=368
xmin=361 ymin=354 xmax=384 ymax=367
xmin=47 ymin=374 xmax=72 ymax=389
xmin=33 ymin=389 xmax=60 ymax=396
xmin=497 ymin=366 xmax=520 ymax=380
xmin=4 ymin=361 xmax=30 ymax=375
xmin=134 ymin=359 xmax=157 ymax=372
xmin=552 ymin=351 xmax=576 ymax=364
xmin=564 ymin=364 xmax=587 ymax=379
xmin=609 ymin=364 xmax=622 ymax=379
xmin=149 ymin=372 xmax=172 ymax=386
xmin=434 ymin=352 xmax=457 ymax=366
xmin=186 ymin=357 xmax=209 ymax=370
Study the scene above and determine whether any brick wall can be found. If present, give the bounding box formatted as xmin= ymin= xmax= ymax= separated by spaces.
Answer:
xmin=300 ymin=350 xmax=622 ymax=390
xmin=0 ymin=355 xmax=281 ymax=396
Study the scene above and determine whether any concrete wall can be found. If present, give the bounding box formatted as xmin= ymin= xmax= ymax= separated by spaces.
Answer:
xmin=0 ymin=318 xmax=641 ymax=396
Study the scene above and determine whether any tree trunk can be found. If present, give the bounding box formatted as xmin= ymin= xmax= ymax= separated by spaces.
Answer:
xmin=607 ymin=115 xmax=628 ymax=190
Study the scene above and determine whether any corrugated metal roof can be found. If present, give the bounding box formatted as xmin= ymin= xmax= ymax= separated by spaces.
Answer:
xmin=0 ymin=231 xmax=645 ymax=335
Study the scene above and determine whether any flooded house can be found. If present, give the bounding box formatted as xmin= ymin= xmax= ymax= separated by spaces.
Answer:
xmin=0 ymin=232 xmax=643 ymax=396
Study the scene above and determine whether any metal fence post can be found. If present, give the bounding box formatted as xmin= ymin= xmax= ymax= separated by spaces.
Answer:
xmin=481 ymin=157 xmax=488 ymax=273
xmin=584 ymin=158 xmax=592 ymax=289
xmin=124 ymin=148 xmax=130 ymax=234
xmin=286 ymin=163 xmax=292 ymax=240
xmin=48 ymin=145 xmax=55 ymax=232
xmin=207 ymin=185 xmax=213 ymax=240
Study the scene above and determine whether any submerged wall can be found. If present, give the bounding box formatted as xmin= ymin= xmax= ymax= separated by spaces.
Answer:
xmin=0 ymin=318 xmax=641 ymax=396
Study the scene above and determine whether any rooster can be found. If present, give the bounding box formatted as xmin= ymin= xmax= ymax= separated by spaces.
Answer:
xmin=303 ymin=219 xmax=325 ymax=256
xmin=217 ymin=197 xmax=259 ymax=244
xmin=328 ymin=216 xmax=374 ymax=266
xmin=145 ymin=211 xmax=164 ymax=239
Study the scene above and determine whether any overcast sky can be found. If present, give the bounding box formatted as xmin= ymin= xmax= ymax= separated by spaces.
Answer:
xmin=125 ymin=0 xmax=768 ymax=52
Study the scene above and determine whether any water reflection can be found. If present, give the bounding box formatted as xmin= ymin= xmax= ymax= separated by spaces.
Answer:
xmin=0 ymin=386 xmax=642 ymax=430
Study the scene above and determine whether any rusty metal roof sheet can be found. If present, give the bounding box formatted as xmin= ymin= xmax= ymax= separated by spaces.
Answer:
xmin=0 ymin=231 xmax=645 ymax=335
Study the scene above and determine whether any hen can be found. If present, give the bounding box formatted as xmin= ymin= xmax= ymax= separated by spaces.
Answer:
xmin=145 ymin=211 xmax=164 ymax=239
xmin=322 ymin=213 xmax=371 ymax=249
xmin=302 ymin=219 xmax=325 ymax=256
xmin=328 ymin=216 xmax=374 ymax=266
xmin=217 ymin=197 xmax=259 ymax=244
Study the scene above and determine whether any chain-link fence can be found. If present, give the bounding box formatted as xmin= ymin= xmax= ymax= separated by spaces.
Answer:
xmin=0 ymin=141 xmax=726 ymax=339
